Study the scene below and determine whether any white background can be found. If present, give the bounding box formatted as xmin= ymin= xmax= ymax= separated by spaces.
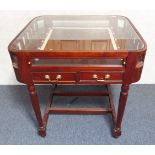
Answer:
xmin=0 ymin=0 xmax=155 ymax=154
xmin=0 ymin=10 xmax=155 ymax=84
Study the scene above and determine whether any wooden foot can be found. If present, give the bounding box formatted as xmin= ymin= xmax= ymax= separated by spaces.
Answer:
xmin=113 ymin=127 xmax=121 ymax=138
xmin=38 ymin=126 xmax=46 ymax=137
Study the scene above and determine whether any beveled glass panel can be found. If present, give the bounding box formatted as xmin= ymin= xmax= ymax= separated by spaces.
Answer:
xmin=32 ymin=58 xmax=122 ymax=66
xmin=9 ymin=15 xmax=145 ymax=51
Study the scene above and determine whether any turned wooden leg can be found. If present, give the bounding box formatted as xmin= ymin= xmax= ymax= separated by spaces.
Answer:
xmin=113 ymin=84 xmax=130 ymax=138
xmin=27 ymin=85 xmax=46 ymax=137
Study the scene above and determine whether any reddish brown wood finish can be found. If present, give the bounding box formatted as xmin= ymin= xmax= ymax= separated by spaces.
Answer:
xmin=27 ymin=85 xmax=46 ymax=137
xmin=113 ymin=84 xmax=130 ymax=138
xmin=8 ymin=15 xmax=147 ymax=138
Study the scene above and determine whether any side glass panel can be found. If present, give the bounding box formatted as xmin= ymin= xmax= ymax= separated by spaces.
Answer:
xmin=31 ymin=58 xmax=123 ymax=66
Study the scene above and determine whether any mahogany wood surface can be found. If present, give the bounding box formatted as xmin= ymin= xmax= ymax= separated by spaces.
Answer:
xmin=8 ymin=15 xmax=147 ymax=138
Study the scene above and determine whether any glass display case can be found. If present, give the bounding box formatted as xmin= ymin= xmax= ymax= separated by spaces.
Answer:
xmin=8 ymin=15 xmax=147 ymax=138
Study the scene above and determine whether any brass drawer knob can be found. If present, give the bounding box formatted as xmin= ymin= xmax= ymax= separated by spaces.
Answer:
xmin=105 ymin=74 xmax=110 ymax=80
xmin=92 ymin=74 xmax=98 ymax=79
xmin=45 ymin=74 xmax=50 ymax=80
xmin=56 ymin=74 xmax=62 ymax=80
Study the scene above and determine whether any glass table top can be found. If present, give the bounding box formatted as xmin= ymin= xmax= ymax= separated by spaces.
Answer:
xmin=9 ymin=15 xmax=145 ymax=52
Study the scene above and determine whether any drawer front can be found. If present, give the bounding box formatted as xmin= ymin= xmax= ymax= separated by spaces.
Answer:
xmin=32 ymin=72 xmax=76 ymax=83
xmin=79 ymin=72 xmax=123 ymax=82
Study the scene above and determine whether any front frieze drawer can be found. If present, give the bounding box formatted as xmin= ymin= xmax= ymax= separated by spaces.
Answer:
xmin=79 ymin=72 xmax=123 ymax=82
xmin=32 ymin=72 xmax=76 ymax=83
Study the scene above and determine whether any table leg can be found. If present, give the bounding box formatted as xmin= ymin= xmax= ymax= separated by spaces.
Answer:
xmin=113 ymin=84 xmax=130 ymax=138
xmin=27 ymin=85 xmax=46 ymax=137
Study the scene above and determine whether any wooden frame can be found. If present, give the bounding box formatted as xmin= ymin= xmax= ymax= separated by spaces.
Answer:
xmin=8 ymin=15 xmax=147 ymax=138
